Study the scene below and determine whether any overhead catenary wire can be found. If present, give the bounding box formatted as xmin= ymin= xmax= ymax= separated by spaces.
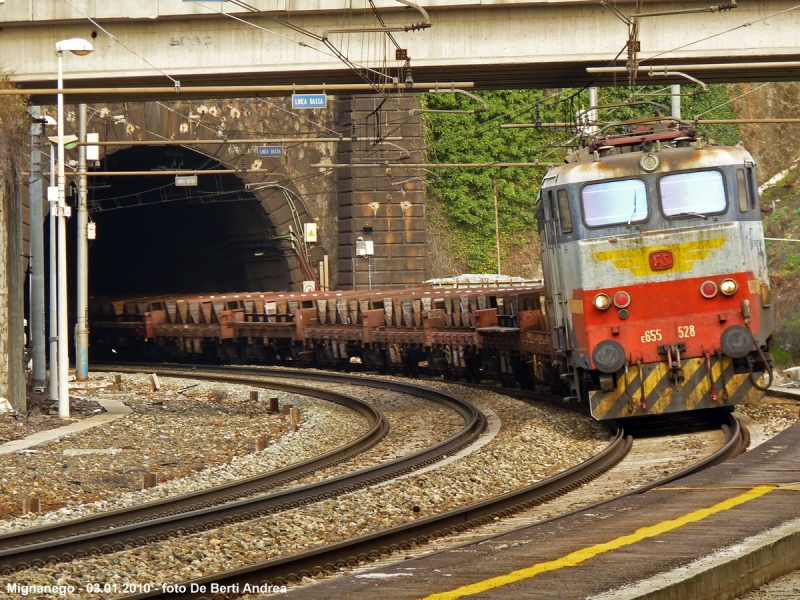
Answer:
xmin=0 ymin=82 xmax=474 ymax=98
xmin=70 ymin=100 xmax=344 ymax=212
xmin=218 ymin=0 xmax=410 ymax=103
xmin=74 ymin=137 xmax=403 ymax=147
xmin=54 ymin=0 xmax=780 ymax=211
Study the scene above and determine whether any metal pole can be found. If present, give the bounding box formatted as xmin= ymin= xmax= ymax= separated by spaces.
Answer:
xmin=49 ymin=146 xmax=58 ymax=401
xmin=56 ymin=50 xmax=70 ymax=418
xmin=588 ymin=87 xmax=599 ymax=136
xmin=76 ymin=103 xmax=89 ymax=380
xmin=671 ymin=85 xmax=681 ymax=120
xmin=28 ymin=106 xmax=47 ymax=390
xmin=494 ymin=179 xmax=501 ymax=276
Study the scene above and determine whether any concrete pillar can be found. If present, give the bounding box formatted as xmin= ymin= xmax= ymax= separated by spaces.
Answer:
xmin=336 ymin=95 xmax=427 ymax=290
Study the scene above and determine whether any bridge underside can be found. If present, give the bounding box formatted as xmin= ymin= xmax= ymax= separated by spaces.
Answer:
xmin=4 ymin=2 xmax=800 ymax=104
xmin=16 ymin=57 xmax=800 ymax=106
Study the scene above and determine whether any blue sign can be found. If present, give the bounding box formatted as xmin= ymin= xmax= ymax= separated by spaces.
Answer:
xmin=292 ymin=94 xmax=327 ymax=109
xmin=175 ymin=175 xmax=198 ymax=186
xmin=257 ymin=146 xmax=284 ymax=157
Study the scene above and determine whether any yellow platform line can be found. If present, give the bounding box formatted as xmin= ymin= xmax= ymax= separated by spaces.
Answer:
xmin=655 ymin=484 xmax=800 ymax=491
xmin=420 ymin=485 xmax=775 ymax=600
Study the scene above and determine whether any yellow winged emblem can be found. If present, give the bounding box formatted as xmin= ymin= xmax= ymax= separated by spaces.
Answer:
xmin=593 ymin=237 xmax=726 ymax=276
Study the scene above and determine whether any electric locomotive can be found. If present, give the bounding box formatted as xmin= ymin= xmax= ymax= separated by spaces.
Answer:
xmin=539 ymin=123 xmax=774 ymax=419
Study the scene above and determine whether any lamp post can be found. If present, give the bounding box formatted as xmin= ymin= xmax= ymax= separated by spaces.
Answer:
xmin=48 ymin=140 xmax=58 ymax=402
xmin=28 ymin=106 xmax=46 ymax=391
xmin=40 ymin=114 xmax=59 ymax=400
xmin=55 ymin=38 xmax=93 ymax=418
xmin=76 ymin=103 xmax=89 ymax=381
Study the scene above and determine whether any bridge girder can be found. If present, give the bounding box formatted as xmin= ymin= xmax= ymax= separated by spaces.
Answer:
xmin=2 ymin=1 xmax=800 ymax=104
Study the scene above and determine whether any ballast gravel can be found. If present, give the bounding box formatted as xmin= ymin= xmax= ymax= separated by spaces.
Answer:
xmin=0 ymin=373 xmax=369 ymax=530
xmin=1 ymin=372 xmax=796 ymax=600
xmin=3 ymin=380 xmax=610 ymax=598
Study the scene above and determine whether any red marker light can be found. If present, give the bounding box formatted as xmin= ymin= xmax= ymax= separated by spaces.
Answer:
xmin=701 ymin=281 xmax=718 ymax=299
xmin=613 ymin=291 xmax=631 ymax=308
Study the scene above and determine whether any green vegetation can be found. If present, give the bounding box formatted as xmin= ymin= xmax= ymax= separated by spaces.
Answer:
xmin=421 ymin=89 xmax=560 ymax=275
xmin=761 ymin=166 xmax=800 ymax=366
xmin=421 ymin=84 xmax=741 ymax=276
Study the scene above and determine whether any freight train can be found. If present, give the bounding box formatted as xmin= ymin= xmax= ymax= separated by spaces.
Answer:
xmin=89 ymin=123 xmax=774 ymax=420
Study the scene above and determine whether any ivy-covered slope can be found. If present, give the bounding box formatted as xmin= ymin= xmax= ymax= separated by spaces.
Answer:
xmin=761 ymin=165 xmax=800 ymax=365
xmin=421 ymin=84 xmax=739 ymax=278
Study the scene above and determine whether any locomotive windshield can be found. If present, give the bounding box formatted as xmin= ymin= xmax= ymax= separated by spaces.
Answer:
xmin=660 ymin=170 xmax=726 ymax=217
xmin=581 ymin=179 xmax=648 ymax=227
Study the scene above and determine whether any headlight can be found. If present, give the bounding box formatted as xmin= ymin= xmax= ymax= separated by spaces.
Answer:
xmin=720 ymin=279 xmax=738 ymax=296
xmin=593 ymin=293 xmax=611 ymax=310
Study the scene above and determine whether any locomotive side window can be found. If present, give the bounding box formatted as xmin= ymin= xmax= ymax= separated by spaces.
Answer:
xmin=660 ymin=170 xmax=726 ymax=217
xmin=746 ymin=165 xmax=758 ymax=211
xmin=736 ymin=169 xmax=748 ymax=212
xmin=557 ymin=189 xmax=573 ymax=233
xmin=581 ymin=179 xmax=647 ymax=227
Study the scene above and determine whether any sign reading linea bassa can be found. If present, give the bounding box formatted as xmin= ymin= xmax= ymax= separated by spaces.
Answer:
xmin=292 ymin=94 xmax=327 ymax=109
xmin=175 ymin=175 xmax=198 ymax=186
xmin=257 ymin=146 xmax=284 ymax=157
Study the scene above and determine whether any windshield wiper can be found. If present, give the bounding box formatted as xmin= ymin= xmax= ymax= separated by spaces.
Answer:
xmin=676 ymin=211 xmax=708 ymax=219
xmin=628 ymin=192 xmax=638 ymax=226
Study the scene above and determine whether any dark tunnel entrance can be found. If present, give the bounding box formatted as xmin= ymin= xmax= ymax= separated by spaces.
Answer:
xmin=70 ymin=145 xmax=296 ymax=299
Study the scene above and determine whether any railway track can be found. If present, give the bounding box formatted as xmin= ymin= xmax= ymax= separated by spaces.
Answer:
xmin=113 ymin=394 xmax=745 ymax=600
xmin=0 ymin=366 xmax=484 ymax=574
xmin=1 ymin=366 xmax=748 ymax=599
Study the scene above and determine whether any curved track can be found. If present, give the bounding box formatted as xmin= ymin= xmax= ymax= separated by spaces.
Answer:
xmin=1 ymin=366 xmax=747 ymax=598
xmin=118 ymin=406 xmax=746 ymax=600
xmin=0 ymin=366 xmax=484 ymax=574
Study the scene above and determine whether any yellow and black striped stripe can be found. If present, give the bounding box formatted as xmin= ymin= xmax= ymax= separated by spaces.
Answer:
xmin=589 ymin=356 xmax=765 ymax=419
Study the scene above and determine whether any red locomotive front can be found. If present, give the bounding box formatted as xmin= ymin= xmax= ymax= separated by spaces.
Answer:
xmin=539 ymin=127 xmax=774 ymax=418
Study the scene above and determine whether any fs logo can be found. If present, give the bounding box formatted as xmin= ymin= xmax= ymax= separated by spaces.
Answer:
xmin=649 ymin=250 xmax=674 ymax=270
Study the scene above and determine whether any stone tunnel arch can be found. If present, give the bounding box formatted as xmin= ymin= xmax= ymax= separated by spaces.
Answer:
xmin=73 ymin=99 xmax=338 ymax=297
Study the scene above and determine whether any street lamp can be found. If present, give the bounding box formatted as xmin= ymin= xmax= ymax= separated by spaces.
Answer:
xmin=55 ymin=37 xmax=93 ymax=419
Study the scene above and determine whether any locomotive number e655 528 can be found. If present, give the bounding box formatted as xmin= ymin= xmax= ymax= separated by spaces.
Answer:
xmin=641 ymin=329 xmax=662 ymax=343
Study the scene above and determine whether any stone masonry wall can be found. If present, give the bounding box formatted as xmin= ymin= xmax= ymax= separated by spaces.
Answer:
xmin=336 ymin=95 xmax=426 ymax=289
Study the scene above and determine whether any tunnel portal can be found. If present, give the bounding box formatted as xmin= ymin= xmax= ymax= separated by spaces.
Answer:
xmin=83 ymin=145 xmax=295 ymax=297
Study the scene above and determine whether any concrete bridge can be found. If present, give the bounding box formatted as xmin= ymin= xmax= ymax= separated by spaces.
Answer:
xmin=2 ymin=1 xmax=800 ymax=103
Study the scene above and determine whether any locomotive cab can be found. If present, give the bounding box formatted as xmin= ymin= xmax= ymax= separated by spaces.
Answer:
xmin=539 ymin=125 xmax=774 ymax=419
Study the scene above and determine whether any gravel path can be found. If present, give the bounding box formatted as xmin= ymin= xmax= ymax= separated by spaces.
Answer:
xmin=0 ymin=373 xmax=368 ymax=530
xmin=0 ymin=385 xmax=106 ymax=443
